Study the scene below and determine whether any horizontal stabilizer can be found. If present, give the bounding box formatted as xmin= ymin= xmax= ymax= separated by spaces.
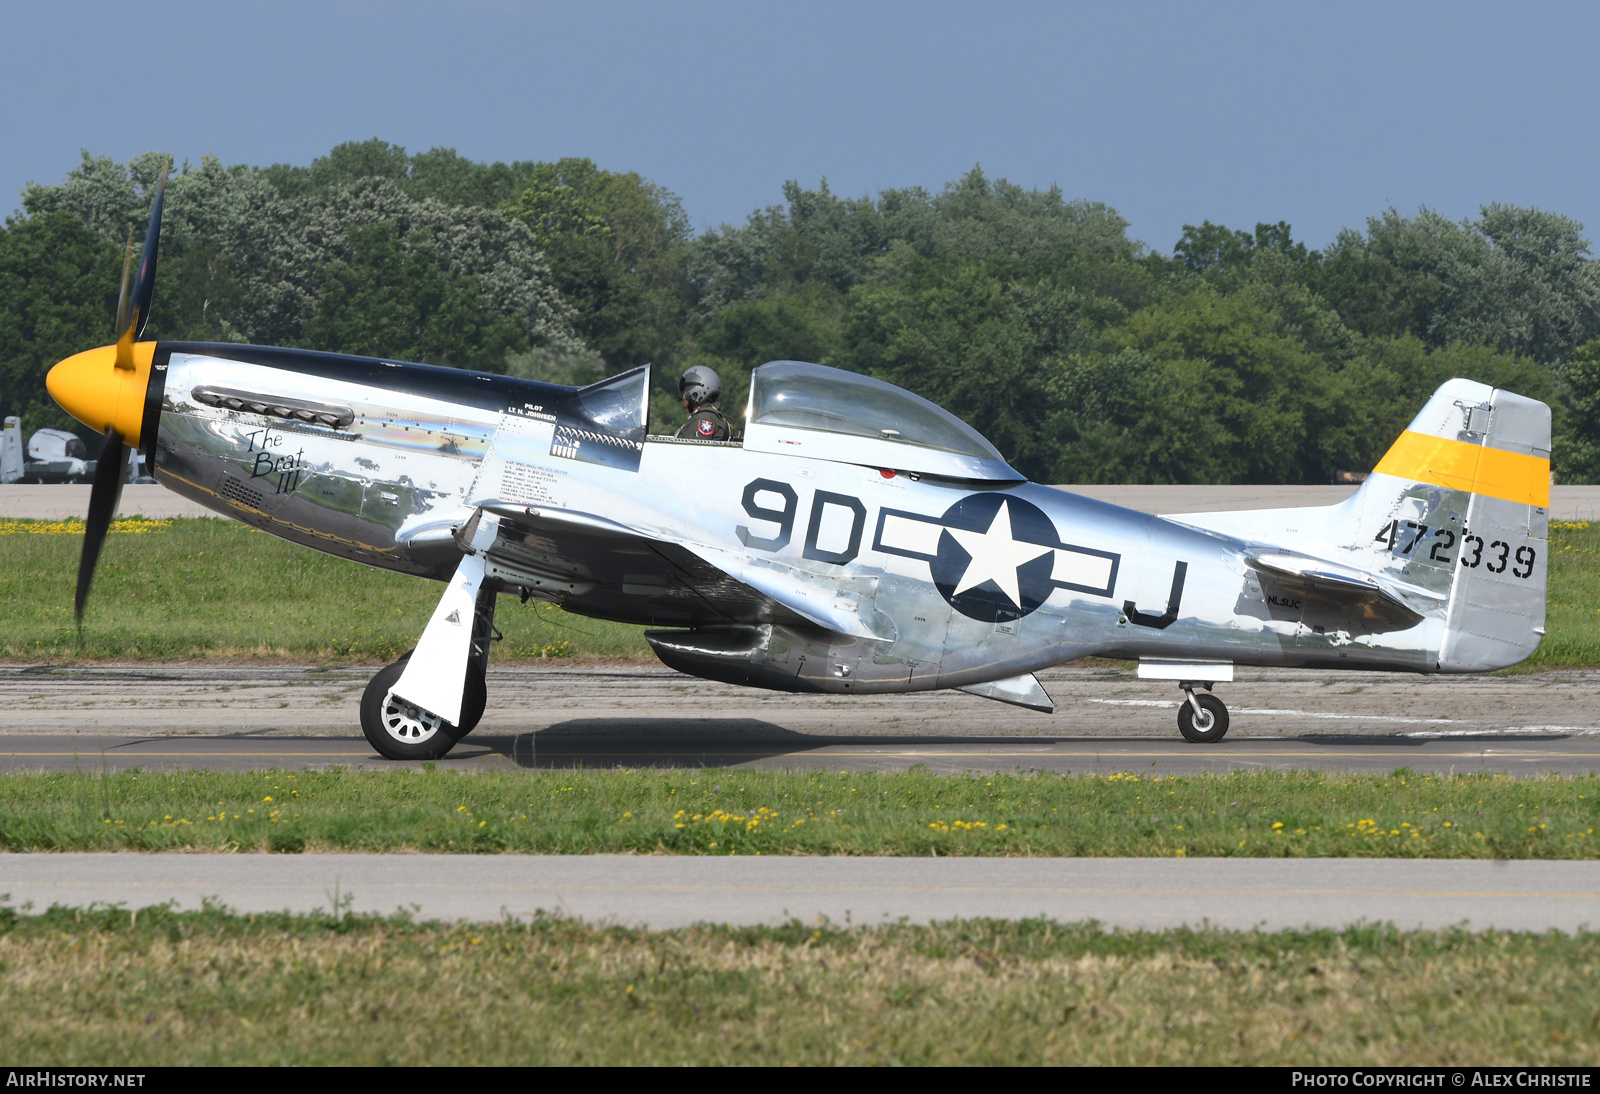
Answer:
xmin=1246 ymin=551 xmax=1428 ymax=629
xmin=958 ymin=673 xmax=1054 ymax=713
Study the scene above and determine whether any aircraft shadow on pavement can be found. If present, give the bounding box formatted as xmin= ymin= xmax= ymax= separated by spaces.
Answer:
xmin=457 ymin=723 xmax=1586 ymax=769
xmin=1291 ymin=733 xmax=1574 ymax=747
xmin=468 ymin=718 xmax=1079 ymax=769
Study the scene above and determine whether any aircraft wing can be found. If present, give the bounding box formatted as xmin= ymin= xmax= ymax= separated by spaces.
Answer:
xmin=474 ymin=501 xmax=852 ymax=634
xmin=1245 ymin=550 xmax=1434 ymax=629
xmin=676 ymin=544 xmax=880 ymax=639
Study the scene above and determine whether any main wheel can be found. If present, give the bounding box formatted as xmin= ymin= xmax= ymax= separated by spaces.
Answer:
xmin=1177 ymin=692 xmax=1229 ymax=743
xmin=359 ymin=652 xmax=486 ymax=761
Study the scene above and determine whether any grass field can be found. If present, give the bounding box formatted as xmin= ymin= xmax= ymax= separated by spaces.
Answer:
xmin=3 ymin=767 xmax=1596 ymax=857
xmin=1534 ymin=520 xmax=1600 ymax=667
xmin=3 ymin=516 xmax=1599 ymax=666
xmin=0 ymin=517 xmax=651 ymax=662
xmin=1 ymin=903 xmax=1595 ymax=1065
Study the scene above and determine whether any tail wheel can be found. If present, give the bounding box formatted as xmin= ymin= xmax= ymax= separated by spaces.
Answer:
xmin=360 ymin=652 xmax=485 ymax=761
xmin=1177 ymin=692 xmax=1229 ymax=743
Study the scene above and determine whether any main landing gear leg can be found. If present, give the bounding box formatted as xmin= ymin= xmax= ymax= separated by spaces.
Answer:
xmin=361 ymin=522 xmax=502 ymax=761
xmin=360 ymin=582 xmax=497 ymax=762
xmin=1176 ymin=681 xmax=1229 ymax=744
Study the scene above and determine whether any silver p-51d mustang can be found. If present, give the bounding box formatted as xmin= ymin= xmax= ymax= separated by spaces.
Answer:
xmin=48 ymin=173 xmax=1552 ymax=759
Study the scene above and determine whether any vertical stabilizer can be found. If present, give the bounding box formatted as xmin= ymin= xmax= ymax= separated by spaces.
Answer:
xmin=1361 ymin=379 xmax=1550 ymax=670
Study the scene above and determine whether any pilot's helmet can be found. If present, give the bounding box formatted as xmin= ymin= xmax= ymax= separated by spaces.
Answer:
xmin=679 ymin=365 xmax=722 ymax=409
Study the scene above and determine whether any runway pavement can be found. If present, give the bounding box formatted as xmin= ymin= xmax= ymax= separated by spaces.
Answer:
xmin=3 ymin=663 xmax=1600 ymax=774
xmin=3 ymin=854 xmax=1596 ymax=931
xmin=8 ymin=733 xmax=1600 ymax=775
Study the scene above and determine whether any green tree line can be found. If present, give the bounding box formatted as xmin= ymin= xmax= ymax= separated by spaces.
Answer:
xmin=5 ymin=138 xmax=1600 ymax=483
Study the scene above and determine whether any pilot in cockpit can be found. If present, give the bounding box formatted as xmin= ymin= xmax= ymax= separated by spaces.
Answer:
xmin=674 ymin=365 xmax=732 ymax=441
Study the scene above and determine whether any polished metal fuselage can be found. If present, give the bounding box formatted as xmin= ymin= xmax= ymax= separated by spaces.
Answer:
xmin=154 ymin=346 xmax=497 ymax=580
xmin=147 ymin=344 xmax=1491 ymax=695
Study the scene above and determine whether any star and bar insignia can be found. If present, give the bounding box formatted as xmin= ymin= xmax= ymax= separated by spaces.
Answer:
xmin=873 ymin=493 xmax=1120 ymax=622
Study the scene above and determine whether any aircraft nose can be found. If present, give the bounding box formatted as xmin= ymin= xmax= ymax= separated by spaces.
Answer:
xmin=46 ymin=343 xmax=155 ymax=445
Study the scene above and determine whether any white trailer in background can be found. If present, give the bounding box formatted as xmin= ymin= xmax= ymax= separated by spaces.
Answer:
xmin=0 ymin=416 xmax=148 ymax=484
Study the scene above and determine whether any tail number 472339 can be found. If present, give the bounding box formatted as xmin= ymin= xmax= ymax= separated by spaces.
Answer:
xmin=1373 ymin=520 xmax=1537 ymax=579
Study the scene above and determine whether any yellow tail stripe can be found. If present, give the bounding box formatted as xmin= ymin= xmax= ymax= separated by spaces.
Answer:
xmin=1373 ymin=430 xmax=1550 ymax=507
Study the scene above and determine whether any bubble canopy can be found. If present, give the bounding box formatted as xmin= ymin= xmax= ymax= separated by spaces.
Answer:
xmin=746 ymin=361 xmax=1018 ymax=478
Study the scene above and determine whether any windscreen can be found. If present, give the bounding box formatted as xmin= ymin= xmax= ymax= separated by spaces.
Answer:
xmin=575 ymin=366 xmax=648 ymax=439
xmin=749 ymin=361 xmax=1003 ymax=460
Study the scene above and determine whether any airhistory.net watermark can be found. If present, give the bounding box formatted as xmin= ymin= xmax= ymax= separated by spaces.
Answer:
xmin=4 ymin=1075 xmax=146 ymax=1088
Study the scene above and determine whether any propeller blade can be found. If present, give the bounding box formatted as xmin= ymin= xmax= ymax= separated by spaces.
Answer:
xmin=114 ymin=161 xmax=168 ymax=369
xmin=75 ymin=428 xmax=127 ymax=623
xmin=129 ymin=162 xmax=167 ymax=341
xmin=113 ymin=228 xmax=134 ymax=339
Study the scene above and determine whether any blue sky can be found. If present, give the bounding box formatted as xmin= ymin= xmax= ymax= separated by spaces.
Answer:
xmin=5 ymin=0 xmax=1597 ymax=253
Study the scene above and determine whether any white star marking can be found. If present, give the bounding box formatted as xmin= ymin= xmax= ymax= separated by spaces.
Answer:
xmin=945 ymin=500 xmax=1054 ymax=608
